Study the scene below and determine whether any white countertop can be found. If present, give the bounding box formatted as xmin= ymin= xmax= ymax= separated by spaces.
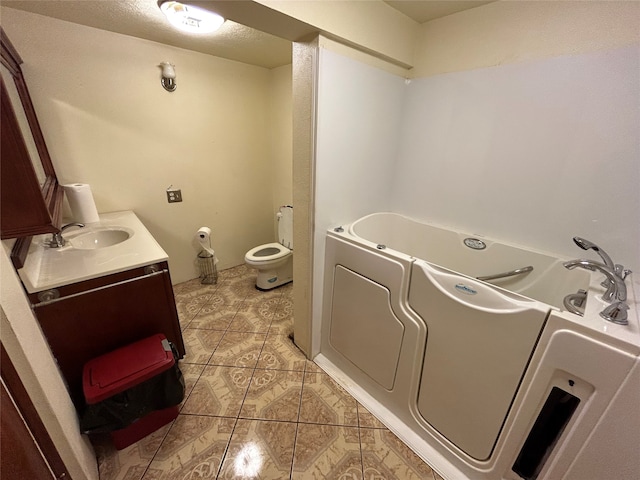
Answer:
xmin=18 ymin=211 xmax=168 ymax=293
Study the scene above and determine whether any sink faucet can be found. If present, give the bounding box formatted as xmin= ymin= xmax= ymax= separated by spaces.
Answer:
xmin=563 ymin=259 xmax=627 ymax=302
xmin=47 ymin=222 xmax=85 ymax=248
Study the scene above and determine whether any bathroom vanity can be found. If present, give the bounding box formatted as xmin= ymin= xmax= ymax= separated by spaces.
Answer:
xmin=1 ymin=29 xmax=184 ymax=409
xmin=18 ymin=211 xmax=185 ymax=407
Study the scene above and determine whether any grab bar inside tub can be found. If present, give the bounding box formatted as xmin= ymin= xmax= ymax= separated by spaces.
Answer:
xmin=477 ymin=266 xmax=534 ymax=282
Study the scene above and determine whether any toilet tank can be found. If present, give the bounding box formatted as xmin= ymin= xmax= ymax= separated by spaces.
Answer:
xmin=278 ymin=206 xmax=293 ymax=249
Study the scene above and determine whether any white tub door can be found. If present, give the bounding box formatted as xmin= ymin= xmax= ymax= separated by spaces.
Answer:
xmin=329 ymin=265 xmax=405 ymax=390
xmin=409 ymin=261 xmax=549 ymax=461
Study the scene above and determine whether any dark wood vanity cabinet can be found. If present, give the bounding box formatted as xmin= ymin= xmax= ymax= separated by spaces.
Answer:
xmin=0 ymin=80 xmax=62 ymax=239
xmin=30 ymin=262 xmax=185 ymax=407
xmin=1 ymin=29 xmax=63 ymax=264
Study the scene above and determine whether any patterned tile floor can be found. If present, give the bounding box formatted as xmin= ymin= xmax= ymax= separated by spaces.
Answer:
xmin=93 ymin=265 xmax=443 ymax=480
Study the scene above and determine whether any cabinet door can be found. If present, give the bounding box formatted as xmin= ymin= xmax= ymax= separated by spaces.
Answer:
xmin=1 ymin=29 xmax=63 ymax=242
xmin=1 ymin=383 xmax=56 ymax=479
xmin=0 ymin=79 xmax=57 ymax=237
xmin=1 ymin=343 xmax=68 ymax=479
xmin=34 ymin=269 xmax=184 ymax=407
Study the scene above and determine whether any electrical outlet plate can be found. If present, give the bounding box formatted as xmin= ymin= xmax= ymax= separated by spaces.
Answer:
xmin=167 ymin=189 xmax=182 ymax=203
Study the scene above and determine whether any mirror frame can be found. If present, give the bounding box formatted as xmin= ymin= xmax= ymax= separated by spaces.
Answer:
xmin=1 ymin=28 xmax=63 ymax=268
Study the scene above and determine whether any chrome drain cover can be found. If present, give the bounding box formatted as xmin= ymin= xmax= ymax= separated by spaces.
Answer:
xmin=464 ymin=238 xmax=486 ymax=250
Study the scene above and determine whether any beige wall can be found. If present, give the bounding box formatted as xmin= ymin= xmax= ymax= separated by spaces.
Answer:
xmin=0 ymin=9 xmax=292 ymax=474
xmin=269 ymin=63 xmax=293 ymax=235
xmin=413 ymin=0 xmax=640 ymax=78
xmin=222 ymin=1 xmax=640 ymax=78
xmin=255 ymin=0 xmax=418 ymax=67
xmin=1 ymin=7 xmax=292 ymax=284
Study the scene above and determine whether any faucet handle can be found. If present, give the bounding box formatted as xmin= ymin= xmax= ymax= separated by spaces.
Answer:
xmin=46 ymin=232 xmax=65 ymax=248
xmin=600 ymin=301 xmax=629 ymax=325
xmin=615 ymin=265 xmax=632 ymax=281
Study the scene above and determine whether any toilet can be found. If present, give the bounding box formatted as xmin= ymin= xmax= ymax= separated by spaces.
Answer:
xmin=244 ymin=206 xmax=293 ymax=290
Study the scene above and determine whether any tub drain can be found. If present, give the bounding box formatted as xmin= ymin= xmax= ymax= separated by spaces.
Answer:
xmin=464 ymin=238 xmax=486 ymax=250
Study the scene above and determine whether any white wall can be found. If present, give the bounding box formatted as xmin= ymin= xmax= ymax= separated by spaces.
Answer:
xmin=315 ymin=49 xmax=405 ymax=228
xmin=1 ymin=7 xmax=292 ymax=283
xmin=392 ymin=44 xmax=640 ymax=273
xmin=312 ymin=47 xmax=406 ymax=352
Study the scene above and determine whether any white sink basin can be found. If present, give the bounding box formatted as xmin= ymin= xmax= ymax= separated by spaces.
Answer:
xmin=70 ymin=228 xmax=132 ymax=250
xmin=18 ymin=211 xmax=168 ymax=293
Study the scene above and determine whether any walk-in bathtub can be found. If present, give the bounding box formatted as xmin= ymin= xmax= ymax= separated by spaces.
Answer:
xmin=318 ymin=212 xmax=639 ymax=480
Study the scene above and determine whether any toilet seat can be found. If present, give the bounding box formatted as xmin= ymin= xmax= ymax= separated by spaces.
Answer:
xmin=245 ymin=242 xmax=291 ymax=263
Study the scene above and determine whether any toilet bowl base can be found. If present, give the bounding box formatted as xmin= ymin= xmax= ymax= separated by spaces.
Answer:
xmin=256 ymin=278 xmax=292 ymax=291
xmin=252 ymin=257 xmax=293 ymax=290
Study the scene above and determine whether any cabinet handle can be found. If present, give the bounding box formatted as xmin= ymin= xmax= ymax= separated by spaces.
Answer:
xmin=144 ymin=264 xmax=160 ymax=274
xmin=33 ymin=269 xmax=168 ymax=307
xmin=37 ymin=289 xmax=60 ymax=302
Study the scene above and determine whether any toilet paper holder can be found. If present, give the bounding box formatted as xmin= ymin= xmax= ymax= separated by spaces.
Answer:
xmin=197 ymin=251 xmax=217 ymax=285
xmin=196 ymin=226 xmax=217 ymax=284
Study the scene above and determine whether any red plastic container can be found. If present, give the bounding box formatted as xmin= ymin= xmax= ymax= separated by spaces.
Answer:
xmin=83 ymin=334 xmax=179 ymax=449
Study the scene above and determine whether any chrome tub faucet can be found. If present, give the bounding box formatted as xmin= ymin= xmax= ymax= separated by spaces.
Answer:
xmin=563 ymin=259 xmax=627 ymax=302
xmin=564 ymin=237 xmax=632 ymax=325
xmin=572 ymin=237 xmax=631 ymax=291
xmin=572 ymin=237 xmax=615 ymax=271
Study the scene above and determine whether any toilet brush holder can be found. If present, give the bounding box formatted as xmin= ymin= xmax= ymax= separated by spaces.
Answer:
xmin=197 ymin=251 xmax=218 ymax=285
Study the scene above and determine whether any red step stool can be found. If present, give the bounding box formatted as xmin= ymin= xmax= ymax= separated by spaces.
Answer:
xmin=82 ymin=334 xmax=180 ymax=449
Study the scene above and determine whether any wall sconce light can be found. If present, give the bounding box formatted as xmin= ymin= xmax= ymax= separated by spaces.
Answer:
xmin=159 ymin=62 xmax=177 ymax=92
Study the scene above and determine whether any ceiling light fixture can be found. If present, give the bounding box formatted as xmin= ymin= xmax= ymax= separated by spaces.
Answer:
xmin=159 ymin=1 xmax=225 ymax=34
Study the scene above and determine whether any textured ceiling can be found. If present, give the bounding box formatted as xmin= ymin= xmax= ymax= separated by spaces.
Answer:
xmin=2 ymin=1 xmax=495 ymax=69
xmin=383 ymin=1 xmax=495 ymax=23
xmin=2 ymin=0 xmax=294 ymax=68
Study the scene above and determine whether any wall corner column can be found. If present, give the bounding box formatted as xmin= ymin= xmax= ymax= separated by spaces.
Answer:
xmin=292 ymin=36 xmax=319 ymax=358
